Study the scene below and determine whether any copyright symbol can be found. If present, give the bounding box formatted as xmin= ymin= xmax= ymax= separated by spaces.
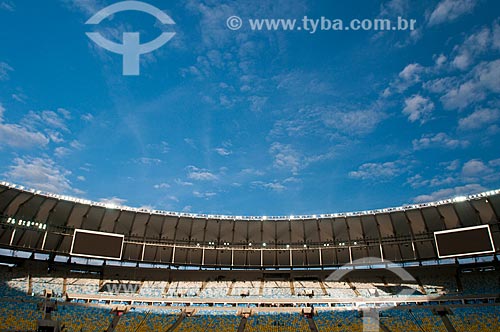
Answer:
xmin=226 ymin=16 xmax=243 ymax=30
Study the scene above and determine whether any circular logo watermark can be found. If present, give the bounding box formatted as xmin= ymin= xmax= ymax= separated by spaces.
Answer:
xmin=325 ymin=257 xmax=439 ymax=332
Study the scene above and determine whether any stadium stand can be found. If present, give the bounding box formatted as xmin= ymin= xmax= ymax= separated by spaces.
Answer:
xmin=0 ymin=183 xmax=499 ymax=331
xmin=245 ymin=312 xmax=310 ymax=332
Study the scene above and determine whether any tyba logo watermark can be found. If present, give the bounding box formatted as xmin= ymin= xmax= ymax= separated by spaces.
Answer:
xmin=85 ymin=1 xmax=175 ymax=76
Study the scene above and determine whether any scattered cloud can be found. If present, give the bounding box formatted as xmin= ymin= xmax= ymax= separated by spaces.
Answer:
xmin=187 ymin=166 xmax=218 ymax=181
xmin=269 ymin=143 xmax=302 ymax=175
xmin=322 ymin=108 xmax=386 ymax=135
xmin=12 ymin=93 xmax=27 ymax=103
xmin=452 ymin=27 xmax=491 ymax=70
xmin=99 ymin=197 xmax=127 ymax=206
xmin=349 ymin=161 xmax=407 ymax=181
xmin=252 ymin=181 xmax=286 ymax=192
xmin=399 ymin=63 xmax=424 ymax=82
xmin=0 ymin=104 xmax=50 ymax=149
xmin=413 ymin=183 xmax=486 ymax=203
xmin=0 ymin=62 xmax=13 ymax=80
xmin=60 ymin=0 xmax=103 ymax=16
xmin=428 ymin=0 xmax=478 ymax=26
xmin=154 ymin=183 xmax=170 ymax=189
xmin=440 ymin=59 xmax=500 ymax=110
xmin=175 ymin=178 xmax=194 ymax=186
xmin=21 ymin=109 xmax=70 ymax=132
xmin=193 ymin=191 xmax=217 ymax=199
xmin=412 ymin=133 xmax=469 ymax=150
xmin=458 ymin=108 xmax=500 ymax=130
xmin=133 ymin=157 xmax=162 ymax=165
xmin=214 ymin=147 xmax=232 ymax=156
xmin=402 ymin=94 xmax=435 ymax=123
xmin=81 ymin=113 xmax=94 ymax=122
xmin=3 ymin=156 xmax=76 ymax=193
xmin=461 ymin=158 xmax=500 ymax=181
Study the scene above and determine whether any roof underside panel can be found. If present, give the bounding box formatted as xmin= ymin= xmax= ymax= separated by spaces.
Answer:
xmin=0 ymin=184 xmax=498 ymax=267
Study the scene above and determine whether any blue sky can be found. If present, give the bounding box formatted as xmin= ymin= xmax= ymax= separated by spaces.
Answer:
xmin=0 ymin=0 xmax=499 ymax=216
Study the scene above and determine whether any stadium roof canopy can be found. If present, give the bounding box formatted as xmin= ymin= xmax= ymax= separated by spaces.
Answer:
xmin=0 ymin=182 xmax=499 ymax=268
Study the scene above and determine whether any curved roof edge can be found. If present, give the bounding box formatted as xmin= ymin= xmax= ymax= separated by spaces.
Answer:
xmin=1 ymin=180 xmax=499 ymax=221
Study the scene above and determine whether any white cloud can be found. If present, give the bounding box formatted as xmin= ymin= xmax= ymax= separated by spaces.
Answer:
xmin=452 ymin=27 xmax=490 ymax=70
xmin=54 ymin=147 xmax=71 ymax=158
xmin=459 ymin=158 xmax=500 ymax=182
xmin=0 ymin=104 xmax=50 ymax=149
xmin=154 ymin=183 xmax=171 ymax=189
xmin=441 ymin=60 xmax=500 ymax=110
xmin=493 ymin=20 xmax=500 ymax=50
xmin=461 ymin=159 xmax=490 ymax=178
xmin=349 ymin=161 xmax=406 ymax=181
xmin=77 ymin=176 xmax=86 ymax=181
xmin=379 ymin=0 xmax=409 ymax=17
xmin=440 ymin=81 xmax=483 ymax=110
xmin=321 ymin=109 xmax=385 ymax=135
xmin=187 ymin=166 xmax=218 ymax=181
xmin=214 ymin=147 xmax=232 ymax=156
xmin=175 ymin=178 xmax=194 ymax=186
xmin=248 ymin=96 xmax=268 ymax=112
xmin=475 ymin=59 xmax=500 ymax=93
xmin=3 ymin=156 xmax=75 ymax=193
xmin=458 ymin=108 xmax=500 ymax=130
xmin=428 ymin=0 xmax=478 ymax=26
xmin=413 ymin=183 xmax=486 ymax=203
xmin=21 ymin=110 xmax=70 ymax=132
xmin=252 ymin=181 xmax=286 ymax=192
xmin=399 ymin=63 xmax=423 ymax=82
xmin=61 ymin=0 xmax=103 ymax=16
xmin=412 ymin=133 xmax=469 ymax=150
xmin=134 ymin=157 xmax=162 ymax=165
xmin=81 ymin=113 xmax=94 ymax=122
xmin=0 ymin=62 xmax=13 ymax=80
xmin=240 ymin=168 xmax=265 ymax=176
xmin=269 ymin=143 xmax=302 ymax=175
xmin=406 ymin=173 xmax=455 ymax=189
xmin=193 ymin=191 xmax=217 ymax=199
xmin=12 ymin=93 xmax=28 ymax=103
xmin=99 ymin=197 xmax=127 ymax=206
xmin=435 ymin=54 xmax=447 ymax=67
xmin=402 ymin=94 xmax=434 ymax=123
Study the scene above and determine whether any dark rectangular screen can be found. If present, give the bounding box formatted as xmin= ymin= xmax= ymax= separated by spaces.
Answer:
xmin=434 ymin=225 xmax=494 ymax=258
xmin=70 ymin=229 xmax=124 ymax=260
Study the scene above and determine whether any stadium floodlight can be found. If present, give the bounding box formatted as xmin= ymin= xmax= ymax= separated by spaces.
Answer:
xmin=286 ymin=244 xmax=290 ymax=248
xmin=453 ymin=196 xmax=467 ymax=202
xmin=262 ymin=243 xmax=267 ymax=247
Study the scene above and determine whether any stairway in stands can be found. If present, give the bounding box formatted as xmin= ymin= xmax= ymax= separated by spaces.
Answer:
xmin=237 ymin=316 xmax=248 ymax=332
xmin=165 ymin=311 xmax=186 ymax=332
xmin=306 ymin=315 xmax=319 ymax=332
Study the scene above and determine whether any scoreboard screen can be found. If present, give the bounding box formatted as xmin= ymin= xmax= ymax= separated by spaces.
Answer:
xmin=434 ymin=225 xmax=495 ymax=259
xmin=70 ymin=229 xmax=124 ymax=260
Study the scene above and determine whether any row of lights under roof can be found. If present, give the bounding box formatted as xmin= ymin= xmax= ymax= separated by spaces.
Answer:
xmin=193 ymin=242 xmax=359 ymax=248
xmin=4 ymin=217 xmax=47 ymax=230
xmin=3 ymin=181 xmax=499 ymax=221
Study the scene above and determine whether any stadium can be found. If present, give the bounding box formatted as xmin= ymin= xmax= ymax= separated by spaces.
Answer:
xmin=0 ymin=181 xmax=499 ymax=332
